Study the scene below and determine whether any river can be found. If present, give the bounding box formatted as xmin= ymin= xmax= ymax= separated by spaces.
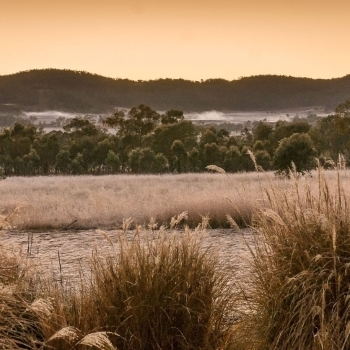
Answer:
xmin=1 ymin=228 xmax=255 ymax=286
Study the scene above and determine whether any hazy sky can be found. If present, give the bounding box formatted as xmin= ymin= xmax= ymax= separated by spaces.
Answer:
xmin=1 ymin=0 xmax=349 ymax=80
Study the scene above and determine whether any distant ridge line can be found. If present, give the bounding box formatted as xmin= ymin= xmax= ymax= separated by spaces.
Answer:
xmin=0 ymin=69 xmax=349 ymax=113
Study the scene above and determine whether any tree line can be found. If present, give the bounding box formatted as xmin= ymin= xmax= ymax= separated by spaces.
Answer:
xmin=1 ymin=100 xmax=350 ymax=177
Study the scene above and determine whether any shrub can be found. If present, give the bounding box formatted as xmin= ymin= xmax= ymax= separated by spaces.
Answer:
xmin=272 ymin=132 xmax=317 ymax=176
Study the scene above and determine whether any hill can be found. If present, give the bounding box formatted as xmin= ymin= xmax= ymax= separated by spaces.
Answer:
xmin=0 ymin=69 xmax=350 ymax=113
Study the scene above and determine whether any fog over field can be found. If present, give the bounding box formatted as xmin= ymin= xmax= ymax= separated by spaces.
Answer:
xmin=19 ymin=106 xmax=329 ymax=125
xmin=22 ymin=110 xmax=78 ymax=119
xmin=184 ymin=108 xmax=329 ymax=123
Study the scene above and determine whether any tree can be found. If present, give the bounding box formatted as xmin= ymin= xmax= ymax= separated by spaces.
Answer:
xmin=139 ymin=148 xmax=157 ymax=173
xmin=189 ymin=147 xmax=201 ymax=172
xmin=160 ymin=109 xmax=184 ymax=124
xmin=8 ymin=136 xmax=32 ymax=160
xmin=63 ymin=117 xmax=99 ymax=136
xmin=310 ymin=99 xmax=350 ymax=163
xmin=0 ymin=166 xmax=5 ymax=179
xmin=102 ymin=110 xmax=125 ymax=130
xmin=94 ymin=139 xmax=115 ymax=166
xmin=202 ymin=143 xmax=223 ymax=168
xmin=253 ymin=140 xmax=266 ymax=152
xmin=153 ymin=153 xmax=169 ymax=173
xmin=104 ymin=105 xmax=160 ymax=148
xmin=269 ymin=120 xmax=310 ymax=153
xmin=240 ymin=146 xmax=255 ymax=172
xmin=309 ymin=115 xmax=350 ymax=162
xmin=255 ymin=150 xmax=272 ymax=170
xmin=335 ymin=98 xmax=350 ymax=117
xmin=224 ymin=146 xmax=241 ymax=172
xmin=273 ymin=133 xmax=317 ymax=176
xmin=33 ymin=133 xmax=60 ymax=174
xmin=105 ymin=150 xmax=120 ymax=173
xmin=71 ymin=153 xmax=85 ymax=174
xmin=171 ymin=140 xmax=187 ymax=173
xmin=200 ymin=129 xmax=218 ymax=145
xmin=239 ymin=127 xmax=253 ymax=146
xmin=55 ymin=150 xmax=71 ymax=174
xmin=152 ymin=120 xmax=198 ymax=160
xmin=23 ymin=148 xmax=40 ymax=175
xmin=217 ymin=128 xmax=230 ymax=140
xmin=253 ymin=121 xmax=273 ymax=142
xmin=0 ymin=154 xmax=13 ymax=176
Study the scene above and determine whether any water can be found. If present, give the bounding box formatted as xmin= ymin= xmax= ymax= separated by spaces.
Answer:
xmin=1 ymin=229 xmax=254 ymax=285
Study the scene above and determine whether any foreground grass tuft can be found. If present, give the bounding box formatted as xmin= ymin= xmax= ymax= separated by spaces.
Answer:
xmin=0 ymin=215 xmax=236 ymax=349
xmin=0 ymin=244 xmax=47 ymax=349
xmin=49 ymin=226 xmax=237 ymax=349
xmin=247 ymin=166 xmax=350 ymax=350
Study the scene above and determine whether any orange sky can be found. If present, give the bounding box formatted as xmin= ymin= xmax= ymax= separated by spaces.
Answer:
xmin=1 ymin=0 xmax=349 ymax=80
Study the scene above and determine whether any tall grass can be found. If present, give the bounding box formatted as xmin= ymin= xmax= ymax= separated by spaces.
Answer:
xmin=245 ymin=165 xmax=350 ymax=350
xmin=1 ymin=215 xmax=239 ymax=349
xmin=0 ymin=173 xmax=273 ymax=230
xmin=0 ymin=243 xmax=50 ymax=349
xmin=2 ymin=171 xmax=349 ymax=231
xmin=46 ymin=224 xmax=237 ymax=349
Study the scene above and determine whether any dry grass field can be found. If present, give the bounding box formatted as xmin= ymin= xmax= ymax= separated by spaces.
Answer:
xmin=1 ymin=170 xmax=349 ymax=230
xmin=0 ymin=172 xmax=280 ymax=230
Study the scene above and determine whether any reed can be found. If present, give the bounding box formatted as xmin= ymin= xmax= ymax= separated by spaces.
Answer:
xmin=0 ymin=243 xmax=50 ymax=349
xmin=244 ymin=165 xmax=350 ymax=350
xmin=0 ymin=172 xmax=275 ymax=230
xmin=44 ymin=221 xmax=238 ymax=349
xmin=0 ymin=224 xmax=239 ymax=349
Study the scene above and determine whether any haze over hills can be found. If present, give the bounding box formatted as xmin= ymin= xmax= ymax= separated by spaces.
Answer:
xmin=1 ymin=69 xmax=350 ymax=114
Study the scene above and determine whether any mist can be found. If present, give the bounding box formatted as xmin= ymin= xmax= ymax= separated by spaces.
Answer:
xmin=22 ymin=111 xmax=79 ymax=119
xmin=18 ymin=107 xmax=329 ymax=126
xmin=184 ymin=108 xmax=328 ymax=123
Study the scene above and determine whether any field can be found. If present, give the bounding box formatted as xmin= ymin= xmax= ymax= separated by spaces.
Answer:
xmin=2 ymin=168 xmax=350 ymax=349
xmin=0 ymin=172 xmax=280 ymax=230
xmin=1 ymin=170 xmax=349 ymax=230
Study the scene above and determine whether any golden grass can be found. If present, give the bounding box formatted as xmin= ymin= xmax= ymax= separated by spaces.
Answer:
xmin=0 ymin=243 xmax=48 ymax=349
xmin=72 ymin=228 xmax=236 ymax=350
xmin=3 ymin=171 xmax=349 ymax=231
xmin=0 ymin=172 xmax=279 ymax=230
xmin=0 ymin=223 xmax=239 ymax=349
xmin=234 ymin=166 xmax=350 ymax=350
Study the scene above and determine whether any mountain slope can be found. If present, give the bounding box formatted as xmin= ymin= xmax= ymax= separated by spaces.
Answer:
xmin=0 ymin=69 xmax=349 ymax=113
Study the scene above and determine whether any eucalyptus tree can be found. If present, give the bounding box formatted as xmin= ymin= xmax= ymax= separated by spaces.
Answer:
xmin=273 ymin=133 xmax=317 ymax=176
xmin=103 ymin=104 xmax=161 ymax=149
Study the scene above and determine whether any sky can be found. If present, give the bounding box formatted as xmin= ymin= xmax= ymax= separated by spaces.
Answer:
xmin=1 ymin=0 xmax=350 ymax=81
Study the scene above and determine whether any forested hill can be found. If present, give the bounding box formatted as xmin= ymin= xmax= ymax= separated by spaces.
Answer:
xmin=1 ymin=69 xmax=350 ymax=113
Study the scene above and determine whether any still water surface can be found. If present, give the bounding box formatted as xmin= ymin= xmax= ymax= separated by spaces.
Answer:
xmin=1 ymin=229 xmax=255 ymax=284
